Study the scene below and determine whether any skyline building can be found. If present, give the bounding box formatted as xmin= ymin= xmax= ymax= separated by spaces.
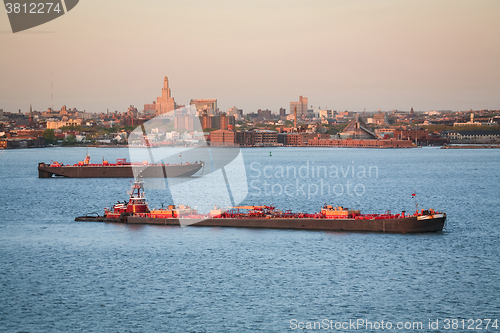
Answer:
xmin=257 ymin=109 xmax=272 ymax=120
xmin=190 ymin=99 xmax=218 ymax=116
xmin=144 ymin=101 xmax=156 ymax=115
xmin=174 ymin=114 xmax=201 ymax=132
xmin=373 ymin=112 xmax=388 ymax=125
xmin=290 ymin=96 xmax=308 ymax=118
xmin=319 ymin=109 xmax=333 ymax=119
xmin=155 ymin=76 xmax=176 ymax=116
xmin=227 ymin=106 xmax=243 ymax=121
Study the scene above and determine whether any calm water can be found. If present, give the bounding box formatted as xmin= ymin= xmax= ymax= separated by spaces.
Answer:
xmin=0 ymin=147 xmax=499 ymax=332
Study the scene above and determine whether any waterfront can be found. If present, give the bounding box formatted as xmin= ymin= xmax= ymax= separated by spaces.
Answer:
xmin=1 ymin=147 xmax=499 ymax=332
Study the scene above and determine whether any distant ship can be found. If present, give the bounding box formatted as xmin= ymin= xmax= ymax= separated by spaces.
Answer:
xmin=75 ymin=180 xmax=447 ymax=233
xmin=38 ymin=154 xmax=204 ymax=178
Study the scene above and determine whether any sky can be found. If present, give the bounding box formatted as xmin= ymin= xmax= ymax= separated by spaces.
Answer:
xmin=1 ymin=0 xmax=499 ymax=114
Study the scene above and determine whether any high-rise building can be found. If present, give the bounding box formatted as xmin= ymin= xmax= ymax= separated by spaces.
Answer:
xmin=319 ymin=109 xmax=332 ymax=118
xmin=227 ymin=106 xmax=243 ymax=120
xmin=199 ymin=113 xmax=235 ymax=131
xmin=290 ymin=96 xmax=308 ymax=118
xmin=219 ymin=113 xmax=229 ymax=130
xmin=144 ymin=101 xmax=156 ymax=114
xmin=127 ymin=105 xmax=138 ymax=118
xmin=190 ymin=99 xmax=217 ymax=116
xmin=156 ymin=76 xmax=176 ymax=116
xmin=174 ymin=115 xmax=201 ymax=131
xmin=257 ymin=109 xmax=272 ymax=120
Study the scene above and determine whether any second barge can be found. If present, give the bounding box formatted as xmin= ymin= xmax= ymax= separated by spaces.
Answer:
xmin=39 ymin=155 xmax=204 ymax=178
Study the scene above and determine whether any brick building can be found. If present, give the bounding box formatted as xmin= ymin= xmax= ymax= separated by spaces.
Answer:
xmin=257 ymin=109 xmax=272 ymax=120
xmin=235 ymin=131 xmax=254 ymax=146
xmin=200 ymin=114 xmax=235 ymax=131
xmin=144 ymin=101 xmax=156 ymax=112
xmin=278 ymin=132 xmax=329 ymax=146
xmin=234 ymin=130 xmax=278 ymax=146
xmin=308 ymin=136 xmax=413 ymax=148
xmin=373 ymin=112 xmax=387 ymax=125
xmin=251 ymin=130 xmax=277 ymax=146
xmin=46 ymin=118 xmax=83 ymax=129
xmin=122 ymin=116 xmax=145 ymax=127
xmin=210 ymin=130 xmax=236 ymax=146
xmin=393 ymin=129 xmax=429 ymax=143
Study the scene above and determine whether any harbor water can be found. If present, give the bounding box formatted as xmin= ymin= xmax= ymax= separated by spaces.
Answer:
xmin=0 ymin=147 xmax=499 ymax=332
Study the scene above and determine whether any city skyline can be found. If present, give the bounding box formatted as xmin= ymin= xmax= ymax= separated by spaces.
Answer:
xmin=1 ymin=0 xmax=499 ymax=113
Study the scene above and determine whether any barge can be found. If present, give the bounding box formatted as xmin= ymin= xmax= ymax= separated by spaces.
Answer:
xmin=75 ymin=180 xmax=446 ymax=233
xmin=39 ymin=154 xmax=203 ymax=178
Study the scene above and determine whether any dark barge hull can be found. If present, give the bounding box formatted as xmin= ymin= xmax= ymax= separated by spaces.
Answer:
xmin=76 ymin=215 xmax=446 ymax=233
xmin=38 ymin=163 xmax=203 ymax=178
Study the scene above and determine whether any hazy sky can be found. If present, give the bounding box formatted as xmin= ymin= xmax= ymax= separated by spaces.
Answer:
xmin=1 ymin=0 xmax=499 ymax=114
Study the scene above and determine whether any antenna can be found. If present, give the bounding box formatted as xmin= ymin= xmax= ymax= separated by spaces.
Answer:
xmin=51 ymin=71 xmax=54 ymax=111
xmin=412 ymin=190 xmax=418 ymax=213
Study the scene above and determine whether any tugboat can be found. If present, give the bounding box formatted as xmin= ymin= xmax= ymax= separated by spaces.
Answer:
xmin=38 ymin=154 xmax=204 ymax=178
xmin=104 ymin=180 xmax=150 ymax=221
xmin=75 ymin=179 xmax=151 ymax=223
xmin=75 ymin=180 xmax=447 ymax=233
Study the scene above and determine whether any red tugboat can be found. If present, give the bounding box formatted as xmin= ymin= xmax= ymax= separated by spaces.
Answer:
xmin=76 ymin=180 xmax=447 ymax=233
xmin=103 ymin=180 xmax=150 ymax=222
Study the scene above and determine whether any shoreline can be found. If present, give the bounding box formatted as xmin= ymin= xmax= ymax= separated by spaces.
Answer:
xmin=441 ymin=145 xmax=500 ymax=149
xmin=6 ymin=144 xmax=500 ymax=150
